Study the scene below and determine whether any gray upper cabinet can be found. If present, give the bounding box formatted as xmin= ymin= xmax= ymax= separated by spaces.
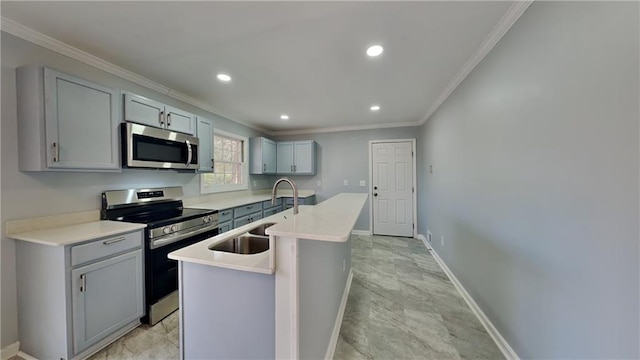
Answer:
xmin=124 ymin=93 xmax=196 ymax=135
xmin=250 ymin=137 xmax=277 ymax=174
xmin=276 ymin=141 xmax=316 ymax=175
xmin=16 ymin=65 xmax=120 ymax=172
xmin=196 ymin=116 xmax=215 ymax=172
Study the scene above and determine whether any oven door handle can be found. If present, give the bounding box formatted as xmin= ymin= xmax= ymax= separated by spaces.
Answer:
xmin=150 ymin=223 xmax=218 ymax=249
xmin=185 ymin=140 xmax=192 ymax=168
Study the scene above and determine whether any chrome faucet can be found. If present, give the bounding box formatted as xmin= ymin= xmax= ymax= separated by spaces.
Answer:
xmin=272 ymin=177 xmax=299 ymax=215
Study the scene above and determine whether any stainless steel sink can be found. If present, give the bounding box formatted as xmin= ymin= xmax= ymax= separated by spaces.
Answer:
xmin=209 ymin=235 xmax=269 ymax=254
xmin=248 ymin=222 xmax=277 ymax=236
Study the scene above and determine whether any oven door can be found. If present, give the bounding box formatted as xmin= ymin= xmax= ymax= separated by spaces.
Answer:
xmin=123 ymin=122 xmax=199 ymax=169
xmin=145 ymin=226 xmax=218 ymax=324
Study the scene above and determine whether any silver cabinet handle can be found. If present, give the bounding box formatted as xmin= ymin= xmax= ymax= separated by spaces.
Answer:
xmin=102 ymin=237 xmax=126 ymax=245
xmin=185 ymin=140 xmax=192 ymax=167
xmin=167 ymin=113 xmax=172 ymax=127
xmin=80 ymin=274 xmax=86 ymax=292
xmin=291 ymin=165 xmax=293 ymax=172
xmin=211 ymin=159 xmax=214 ymax=170
xmin=294 ymin=165 xmax=296 ymax=172
xmin=263 ymin=164 xmax=266 ymax=172
xmin=52 ymin=142 xmax=59 ymax=162
xmin=159 ymin=111 xmax=164 ymax=126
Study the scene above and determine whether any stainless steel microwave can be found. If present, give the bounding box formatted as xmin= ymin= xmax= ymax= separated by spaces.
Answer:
xmin=121 ymin=122 xmax=199 ymax=170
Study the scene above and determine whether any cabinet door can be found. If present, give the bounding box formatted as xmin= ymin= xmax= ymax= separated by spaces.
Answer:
xmin=293 ymin=141 xmax=315 ymax=174
xmin=71 ymin=250 xmax=143 ymax=354
xmin=196 ymin=117 xmax=214 ymax=172
xmin=276 ymin=142 xmax=294 ymax=174
xmin=165 ymin=105 xmax=196 ymax=135
xmin=218 ymin=221 xmax=232 ymax=234
xmin=123 ymin=93 xmax=165 ymax=128
xmin=263 ymin=138 xmax=277 ymax=174
xmin=44 ymin=68 xmax=119 ymax=170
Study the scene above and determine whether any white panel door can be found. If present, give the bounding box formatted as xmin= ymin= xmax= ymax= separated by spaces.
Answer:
xmin=372 ymin=142 xmax=414 ymax=236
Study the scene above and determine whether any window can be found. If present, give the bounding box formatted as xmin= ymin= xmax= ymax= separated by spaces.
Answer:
xmin=200 ymin=130 xmax=249 ymax=194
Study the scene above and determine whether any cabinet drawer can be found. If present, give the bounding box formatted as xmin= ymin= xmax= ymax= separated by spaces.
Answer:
xmin=218 ymin=221 xmax=232 ymax=234
xmin=262 ymin=198 xmax=282 ymax=209
xmin=71 ymin=231 xmax=142 ymax=267
xmin=263 ymin=207 xmax=281 ymax=218
xmin=218 ymin=209 xmax=233 ymax=223
xmin=233 ymin=202 xmax=262 ymax=218
xmin=233 ymin=211 xmax=263 ymax=229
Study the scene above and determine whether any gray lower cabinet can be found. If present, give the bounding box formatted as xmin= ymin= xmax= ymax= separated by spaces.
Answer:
xmin=284 ymin=195 xmax=316 ymax=209
xmin=218 ymin=221 xmax=232 ymax=234
xmin=234 ymin=211 xmax=263 ymax=228
xmin=71 ymin=250 xmax=144 ymax=353
xmin=15 ymin=230 xmax=144 ymax=360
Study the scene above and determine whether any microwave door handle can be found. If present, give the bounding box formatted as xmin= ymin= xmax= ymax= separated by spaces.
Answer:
xmin=185 ymin=139 xmax=192 ymax=167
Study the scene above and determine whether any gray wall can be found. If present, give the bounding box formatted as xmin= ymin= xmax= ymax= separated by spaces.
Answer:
xmin=0 ymin=32 xmax=272 ymax=347
xmin=417 ymin=2 xmax=639 ymax=358
xmin=275 ymin=127 xmax=419 ymax=231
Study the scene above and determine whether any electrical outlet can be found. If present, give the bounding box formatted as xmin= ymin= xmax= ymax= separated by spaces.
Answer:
xmin=342 ymin=259 xmax=346 ymax=272
xmin=317 ymin=180 xmax=322 ymax=187
xmin=359 ymin=180 xmax=366 ymax=187
xmin=427 ymin=230 xmax=432 ymax=243
xmin=429 ymin=165 xmax=433 ymax=174
xmin=343 ymin=179 xmax=348 ymax=186
xmin=440 ymin=235 xmax=445 ymax=247
xmin=252 ymin=180 xmax=258 ymax=188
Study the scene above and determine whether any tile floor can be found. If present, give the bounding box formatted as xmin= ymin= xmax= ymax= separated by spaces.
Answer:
xmin=333 ymin=234 xmax=504 ymax=360
xmin=75 ymin=234 xmax=502 ymax=359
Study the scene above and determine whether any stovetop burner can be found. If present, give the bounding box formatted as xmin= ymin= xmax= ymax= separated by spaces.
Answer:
xmin=116 ymin=207 xmax=215 ymax=228
xmin=101 ymin=187 xmax=218 ymax=229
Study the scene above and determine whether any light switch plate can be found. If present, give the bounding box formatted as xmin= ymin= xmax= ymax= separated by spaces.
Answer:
xmin=359 ymin=180 xmax=366 ymax=186
xmin=343 ymin=180 xmax=348 ymax=186
xmin=317 ymin=180 xmax=322 ymax=187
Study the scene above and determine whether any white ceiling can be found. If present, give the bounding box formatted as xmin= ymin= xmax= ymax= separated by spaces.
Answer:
xmin=1 ymin=1 xmax=516 ymax=134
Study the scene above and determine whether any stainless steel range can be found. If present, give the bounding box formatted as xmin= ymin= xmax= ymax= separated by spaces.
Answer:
xmin=101 ymin=186 xmax=219 ymax=325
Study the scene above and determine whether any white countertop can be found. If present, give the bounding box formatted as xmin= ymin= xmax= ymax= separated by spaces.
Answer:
xmin=188 ymin=189 xmax=315 ymax=211
xmin=266 ymin=193 xmax=368 ymax=242
xmin=168 ymin=210 xmax=293 ymax=274
xmin=8 ymin=221 xmax=147 ymax=247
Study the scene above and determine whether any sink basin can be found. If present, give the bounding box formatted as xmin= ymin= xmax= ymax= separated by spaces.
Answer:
xmin=248 ymin=222 xmax=277 ymax=236
xmin=209 ymin=235 xmax=269 ymax=254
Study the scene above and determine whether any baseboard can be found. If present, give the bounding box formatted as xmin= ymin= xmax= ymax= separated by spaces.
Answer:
xmin=325 ymin=269 xmax=353 ymax=360
xmin=351 ymin=230 xmax=371 ymax=236
xmin=416 ymin=234 xmax=430 ymax=249
xmin=1 ymin=342 xmax=19 ymax=360
xmin=418 ymin=235 xmax=519 ymax=360
xmin=16 ymin=351 xmax=37 ymax=360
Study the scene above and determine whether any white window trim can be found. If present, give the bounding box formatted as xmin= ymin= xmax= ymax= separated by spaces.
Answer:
xmin=200 ymin=129 xmax=249 ymax=194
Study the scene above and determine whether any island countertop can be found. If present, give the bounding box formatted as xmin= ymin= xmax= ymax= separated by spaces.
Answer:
xmin=266 ymin=193 xmax=368 ymax=242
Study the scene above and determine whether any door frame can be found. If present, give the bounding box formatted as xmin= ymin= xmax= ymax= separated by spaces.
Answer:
xmin=368 ymin=139 xmax=418 ymax=238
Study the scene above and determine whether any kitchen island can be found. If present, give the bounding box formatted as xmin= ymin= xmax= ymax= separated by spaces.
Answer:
xmin=168 ymin=193 xmax=368 ymax=360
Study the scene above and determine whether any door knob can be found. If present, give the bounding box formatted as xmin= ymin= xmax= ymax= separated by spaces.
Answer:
xmin=373 ymin=193 xmax=378 ymax=197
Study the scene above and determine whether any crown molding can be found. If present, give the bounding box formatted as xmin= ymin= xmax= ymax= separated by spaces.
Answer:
xmin=1 ymin=16 xmax=270 ymax=135
xmin=419 ymin=0 xmax=534 ymax=125
xmin=269 ymin=121 xmax=421 ymax=137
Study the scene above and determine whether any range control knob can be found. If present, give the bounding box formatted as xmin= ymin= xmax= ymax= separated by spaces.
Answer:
xmin=162 ymin=226 xmax=171 ymax=234
xmin=204 ymin=216 xmax=211 ymax=223
xmin=171 ymin=224 xmax=178 ymax=232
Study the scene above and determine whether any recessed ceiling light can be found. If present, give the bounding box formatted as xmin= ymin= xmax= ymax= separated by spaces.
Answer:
xmin=370 ymin=105 xmax=381 ymax=111
xmin=216 ymin=73 xmax=231 ymax=82
xmin=280 ymin=114 xmax=290 ymax=120
xmin=366 ymin=45 xmax=384 ymax=57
